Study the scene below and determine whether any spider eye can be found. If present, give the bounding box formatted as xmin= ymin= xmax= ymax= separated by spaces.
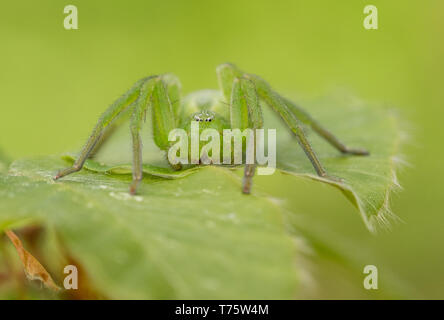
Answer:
xmin=192 ymin=110 xmax=215 ymax=123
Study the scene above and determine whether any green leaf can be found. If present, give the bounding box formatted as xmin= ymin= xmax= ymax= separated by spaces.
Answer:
xmin=0 ymin=157 xmax=298 ymax=299
xmin=61 ymin=154 xmax=199 ymax=179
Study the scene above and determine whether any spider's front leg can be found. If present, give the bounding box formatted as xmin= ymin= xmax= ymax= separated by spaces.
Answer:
xmin=54 ymin=74 xmax=180 ymax=195
xmin=129 ymin=76 xmax=179 ymax=195
xmin=128 ymin=79 xmax=153 ymax=194
xmin=218 ymin=65 xmax=264 ymax=193
xmin=231 ymin=77 xmax=264 ymax=194
xmin=54 ymin=77 xmax=151 ymax=181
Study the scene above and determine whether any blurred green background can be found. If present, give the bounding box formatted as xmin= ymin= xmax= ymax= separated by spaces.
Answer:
xmin=0 ymin=0 xmax=443 ymax=298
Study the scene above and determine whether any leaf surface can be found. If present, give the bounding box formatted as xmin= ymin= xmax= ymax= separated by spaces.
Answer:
xmin=0 ymin=157 xmax=298 ymax=299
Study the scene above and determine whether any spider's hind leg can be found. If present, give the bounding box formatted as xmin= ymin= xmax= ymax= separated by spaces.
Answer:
xmin=246 ymin=73 xmax=331 ymax=179
xmin=282 ymin=97 xmax=369 ymax=156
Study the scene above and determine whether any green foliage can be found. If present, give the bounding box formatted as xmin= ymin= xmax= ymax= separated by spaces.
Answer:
xmin=0 ymin=158 xmax=299 ymax=299
xmin=0 ymin=95 xmax=403 ymax=298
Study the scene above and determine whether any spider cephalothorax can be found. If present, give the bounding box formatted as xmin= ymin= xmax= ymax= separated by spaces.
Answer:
xmin=54 ymin=63 xmax=369 ymax=195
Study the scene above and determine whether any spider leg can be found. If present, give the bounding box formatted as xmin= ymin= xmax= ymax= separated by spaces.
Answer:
xmin=129 ymin=126 xmax=143 ymax=195
xmin=128 ymin=79 xmax=154 ymax=194
xmin=151 ymin=76 xmax=179 ymax=150
xmin=242 ymin=79 xmax=264 ymax=194
xmin=217 ymin=63 xmax=328 ymax=178
xmin=231 ymin=77 xmax=263 ymax=194
xmin=54 ymin=77 xmax=152 ymax=180
xmin=282 ymin=97 xmax=369 ymax=156
xmin=218 ymin=64 xmax=264 ymax=193
xmin=161 ymin=73 xmax=182 ymax=125
xmin=217 ymin=63 xmax=243 ymax=105
xmin=248 ymin=74 xmax=330 ymax=177
xmin=219 ymin=64 xmax=256 ymax=192
xmin=129 ymin=76 xmax=179 ymax=194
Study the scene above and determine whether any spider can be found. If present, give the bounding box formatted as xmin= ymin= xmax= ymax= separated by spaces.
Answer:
xmin=54 ymin=63 xmax=369 ymax=195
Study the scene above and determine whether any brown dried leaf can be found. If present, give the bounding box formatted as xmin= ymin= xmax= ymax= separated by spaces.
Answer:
xmin=5 ymin=230 xmax=60 ymax=291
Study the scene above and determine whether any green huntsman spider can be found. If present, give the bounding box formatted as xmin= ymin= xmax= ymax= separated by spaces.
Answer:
xmin=54 ymin=63 xmax=369 ymax=195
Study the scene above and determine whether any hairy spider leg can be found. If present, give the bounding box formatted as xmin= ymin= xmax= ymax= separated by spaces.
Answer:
xmin=217 ymin=63 xmax=329 ymax=183
xmin=129 ymin=76 xmax=178 ymax=194
xmin=218 ymin=65 xmax=264 ymax=193
xmin=162 ymin=73 xmax=182 ymax=125
xmin=232 ymin=77 xmax=263 ymax=194
xmin=53 ymin=77 xmax=152 ymax=180
xmin=247 ymin=73 xmax=329 ymax=177
xmin=93 ymin=74 xmax=180 ymax=157
xmin=282 ymin=97 xmax=369 ymax=156
xmin=55 ymin=74 xmax=180 ymax=195
xmin=218 ymin=65 xmax=259 ymax=193
xmin=128 ymin=78 xmax=154 ymax=194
